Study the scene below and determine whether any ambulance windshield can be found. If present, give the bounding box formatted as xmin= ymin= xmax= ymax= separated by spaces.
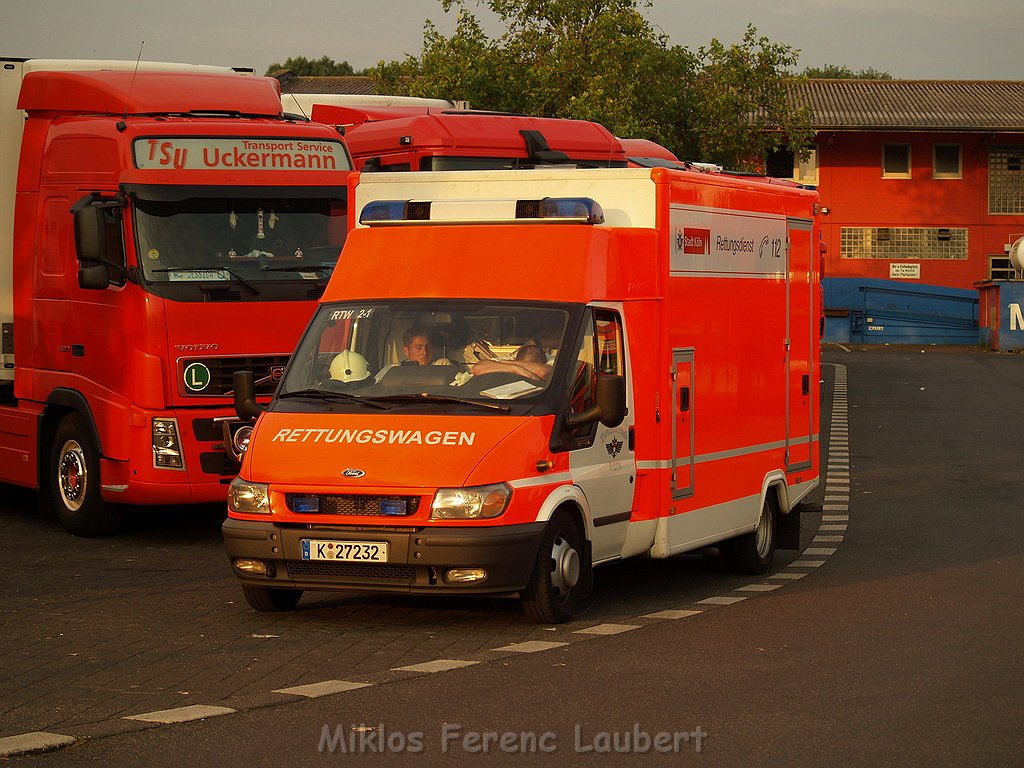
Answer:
xmin=280 ymin=302 xmax=571 ymax=404
xmin=130 ymin=187 xmax=346 ymax=288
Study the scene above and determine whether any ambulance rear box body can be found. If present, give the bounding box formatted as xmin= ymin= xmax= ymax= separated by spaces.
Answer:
xmin=223 ymin=166 xmax=820 ymax=623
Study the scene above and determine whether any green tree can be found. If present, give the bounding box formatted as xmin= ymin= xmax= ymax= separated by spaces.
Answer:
xmin=692 ymin=25 xmax=814 ymax=170
xmin=373 ymin=0 xmax=697 ymax=158
xmin=265 ymin=56 xmax=356 ymax=77
xmin=371 ymin=1 xmax=812 ymax=171
xmin=802 ymin=64 xmax=893 ymax=80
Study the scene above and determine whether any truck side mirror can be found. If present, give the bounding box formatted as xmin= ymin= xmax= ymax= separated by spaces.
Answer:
xmin=73 ymin=202 xmax=108 ymax=265
xmin=78 ymin=263 xmax=111 ymax=290
xmin=71 ymin=194 xmax=128 ymax=289
xmin=233 ymin=371 xmax=265 ymax=421
xmin=565 ymin=374 xmax=626 ymax=429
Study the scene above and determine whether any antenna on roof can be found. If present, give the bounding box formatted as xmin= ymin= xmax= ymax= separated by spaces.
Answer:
xmin=118 ymin=41 xmax=145 ymax=132
xmin=286 ymin=93 xmax=310 ymax=121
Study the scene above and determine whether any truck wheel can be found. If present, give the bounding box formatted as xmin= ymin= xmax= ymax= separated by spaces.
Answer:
xmin=242 ymin=585 xmax=303 ymax=612
xmin=50 ymin=413 xmax=128 ymax=536
xmin=522 ymin=511 xmax=585 ymax=624
xmin=724 ymin=495 xmax=777 ymax=574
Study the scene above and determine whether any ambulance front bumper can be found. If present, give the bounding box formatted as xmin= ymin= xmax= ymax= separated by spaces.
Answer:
xmin=222 ymin=518 xmax=547 ymax=595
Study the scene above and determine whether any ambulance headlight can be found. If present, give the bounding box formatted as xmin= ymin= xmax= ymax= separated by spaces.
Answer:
xmin=229 ymin=476 xmax=271 ymax=515
xmin=430 ymin=483 xmax=511 ymax=520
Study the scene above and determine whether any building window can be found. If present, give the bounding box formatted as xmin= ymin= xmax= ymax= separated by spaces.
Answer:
xmin=988 ymin=255 xmax=1017 ymax=280
xmin=933 ymin=144 xmax=961 ymax=179
xmin=794 ymin=149 xmax=818 ymax=185
xmin=840 ymin=227 xmax=967 ymax=260
xmin=766 ymin=147 xmax=818 ymax=185
xmin=766 ymin=148 xmax=795 ymax=179
xmin=989 ymin=145 xmax=1024 ymax=214
xmin=882 ymin=144 xmax=911 ymax=178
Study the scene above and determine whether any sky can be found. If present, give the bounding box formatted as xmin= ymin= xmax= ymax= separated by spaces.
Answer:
xmin=1 ymin=0 xmax=1021 ymax=80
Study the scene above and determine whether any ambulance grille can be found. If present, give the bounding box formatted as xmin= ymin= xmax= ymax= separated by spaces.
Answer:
xmin=286 ymin=561 xmax=416 ymax=580
xmin=285 ymin=494 xmax=421 ymax=516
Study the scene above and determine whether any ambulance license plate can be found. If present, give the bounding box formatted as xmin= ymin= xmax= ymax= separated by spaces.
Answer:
xmin=301 ymin=539 xmax=388 ymax=562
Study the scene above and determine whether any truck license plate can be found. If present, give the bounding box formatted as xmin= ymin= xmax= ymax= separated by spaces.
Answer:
xmin=301 ymin=539 xmax=388 ymax=562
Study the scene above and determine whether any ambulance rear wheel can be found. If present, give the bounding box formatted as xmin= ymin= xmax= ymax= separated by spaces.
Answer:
xmin=242 ymin=585 xmax=303 ymax=612
xmin=725 ymin=494 xmax=777 ymax=574
xmin=50 ymin=413 xmax=128 ymax=537
xmin=522 ymin=511 xmax=584 ymax=624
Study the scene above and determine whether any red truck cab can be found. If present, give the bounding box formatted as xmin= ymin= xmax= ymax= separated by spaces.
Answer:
xmin=0 ymin=60 xmax=352 ymax=534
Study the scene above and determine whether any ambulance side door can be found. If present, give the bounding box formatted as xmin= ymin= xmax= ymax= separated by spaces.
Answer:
xmin=562 ymin=306 xmax=636 ymax=563
xmin=786 ymin=218 xmax=815 ymax=471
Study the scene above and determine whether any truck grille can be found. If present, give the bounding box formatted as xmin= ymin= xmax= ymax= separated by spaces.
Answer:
xmin=285 ymin=494 xmax=421 ymax=517
xmin=178 ymin=355 xmax=289 ymax=397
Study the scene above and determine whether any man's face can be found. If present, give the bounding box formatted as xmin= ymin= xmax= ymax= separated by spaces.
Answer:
xmin=404 ymin=335 xmax=431 ymax=365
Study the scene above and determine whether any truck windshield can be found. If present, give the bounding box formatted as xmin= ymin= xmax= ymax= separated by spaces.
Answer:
xmin=132 ymin=189 xmax=346 ymax=285
xmin=280 ymin=301 xmax=571 ymax=406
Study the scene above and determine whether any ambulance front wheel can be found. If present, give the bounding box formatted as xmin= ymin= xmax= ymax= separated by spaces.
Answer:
xmin=522 ymin=511 xmax=586 ymax=624
xmin=242 ymin=585 xmax=303 ymax=612
xmin=725 ymin=494 xmax=777 ymax=574
xmin=50 ymin=412 xmax=129 ymax=537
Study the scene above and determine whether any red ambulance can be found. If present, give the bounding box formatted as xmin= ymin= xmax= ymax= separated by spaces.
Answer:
xmin=224 ymin=166 xmax=821 ymax=623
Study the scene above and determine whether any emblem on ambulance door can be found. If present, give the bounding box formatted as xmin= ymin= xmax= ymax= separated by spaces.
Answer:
xmin=605 ymin=436 xmax=624 ymax=458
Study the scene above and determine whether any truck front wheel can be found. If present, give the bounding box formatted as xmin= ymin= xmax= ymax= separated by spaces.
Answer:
xmin=242 ymin=585 xmax=303 ymax=612
xmin=522 ymin=511 xmax=585 ymax=624
xmin=50 ymin=413 xmax=128 ymax=536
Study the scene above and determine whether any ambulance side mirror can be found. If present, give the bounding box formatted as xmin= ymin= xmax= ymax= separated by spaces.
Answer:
xmin=233 ymin=371 xmax=264 ymax=421
xmin=596 ymin=374 xmax=626 ymax=428
xmin=565 ymin=374 xmax=626 ymax=429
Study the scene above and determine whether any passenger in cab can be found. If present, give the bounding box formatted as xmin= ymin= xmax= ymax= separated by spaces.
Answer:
xmin=472 ymin=344 xmax=551 ymax=381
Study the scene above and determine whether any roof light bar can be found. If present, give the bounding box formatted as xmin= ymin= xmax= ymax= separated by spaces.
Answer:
xmin=359 ymin=197 xmax=604 ymax=226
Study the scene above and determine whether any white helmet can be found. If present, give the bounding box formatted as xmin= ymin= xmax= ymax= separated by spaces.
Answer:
xmin=329 ymin=350 xmax=370 ymax=382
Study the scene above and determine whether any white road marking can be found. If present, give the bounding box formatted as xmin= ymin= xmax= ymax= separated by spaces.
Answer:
xmin=393 ymin=659 xmax=479 ymax=674
xmin=124 ymin=705 xmax=235 ymax=724
xmin=273 ymin=680 xmax=372 ymax=698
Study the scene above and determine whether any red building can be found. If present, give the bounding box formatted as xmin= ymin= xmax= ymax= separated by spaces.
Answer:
xmin=773 ymin=80 xmax=1024 ymax=342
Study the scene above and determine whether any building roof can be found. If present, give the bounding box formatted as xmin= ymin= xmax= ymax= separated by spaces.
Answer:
xmin=789 ymin=79 xmax=1024 ymax=132
xmin=276 ymin=74 xmax=377 ymax=95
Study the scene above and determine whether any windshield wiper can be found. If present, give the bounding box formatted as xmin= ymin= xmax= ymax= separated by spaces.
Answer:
xmin=151 ymin=265 xmax=260 ymax=296
xmin=260 ymin=264 xmax=334 ymax=274
xmin=278 ymin=388 xmax=391 ymax=410
xmin=370 ymin=393 xmax=511 ymax=412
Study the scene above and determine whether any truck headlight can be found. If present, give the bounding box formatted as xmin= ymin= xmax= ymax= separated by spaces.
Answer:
xmin=430 ymin=483 xmax=511 ymax=520
xmin=152 ymin=418 xmax=183 ymax=469
xmin=229 ymin=476 xmax=271 ymax=514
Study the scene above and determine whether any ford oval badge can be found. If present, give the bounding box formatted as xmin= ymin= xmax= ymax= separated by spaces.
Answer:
xmin=342 ymin=468 xmax=366 ymax=478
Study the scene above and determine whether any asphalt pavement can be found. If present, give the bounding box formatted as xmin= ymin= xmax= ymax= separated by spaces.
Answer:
xmin=3 ymin=345 xmax=1023 ymax=766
